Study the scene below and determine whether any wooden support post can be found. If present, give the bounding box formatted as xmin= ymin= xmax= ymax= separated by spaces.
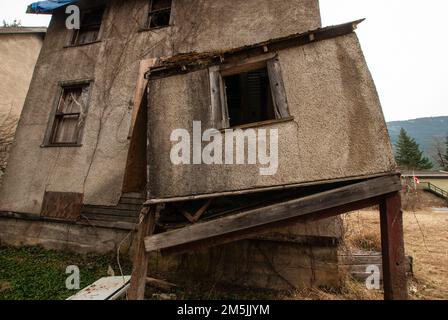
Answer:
xmin=128 ymin=205 xmax=156 ymax=300
xmin=380 ymin=192 xmax=408 ymax=300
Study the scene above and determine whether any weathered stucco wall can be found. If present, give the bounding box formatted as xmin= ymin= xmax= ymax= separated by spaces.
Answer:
xmin=0 ymin=34 xmax=43 ymax=118
xmin=0 ymin=33 xmax=43 ymax=171
xmin=171 ymin=0 xmax=321 ymax=53
xmin=147 ymin=33 xmax=396 ymax=198
xmin=0 ymin=0 xmax=321 ymax=214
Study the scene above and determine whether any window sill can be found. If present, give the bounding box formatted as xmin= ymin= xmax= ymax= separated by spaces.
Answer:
xmin=221 ymin=116 xmax=295 ymax=132
xmin=138 ymin=25 xmax=171 ymax=32
xmin=41 ymin=144 xmax=83 ymax=148
xmin=64 ymin=40 xmax=102 ymax=48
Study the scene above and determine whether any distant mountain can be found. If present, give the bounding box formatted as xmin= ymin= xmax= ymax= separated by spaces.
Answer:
xmin=387 ymin=116 xmax=448 ymax=162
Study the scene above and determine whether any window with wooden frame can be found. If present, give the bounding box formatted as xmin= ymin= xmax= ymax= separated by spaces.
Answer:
xmin=209 ymin=54 xmax=291 ymax=129
xmin=146 ymin=0 xmax=172 ymax=29
xmin=44 ymin=82 xmax=91 ymax=147
xmin=71 ymin=7 xmax=105 ymax=46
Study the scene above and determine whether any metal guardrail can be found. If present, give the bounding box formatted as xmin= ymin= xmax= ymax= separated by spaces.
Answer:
xmin=424 ymin=182 xmax=448 ymax=199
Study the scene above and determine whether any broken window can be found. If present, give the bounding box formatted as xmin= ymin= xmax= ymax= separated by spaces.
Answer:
xmin=71 ymin=7 xmax=105 ymax=45
xmin=147 ymin=0 xmax=172 ymax=29
xmin=46 ymin=83 xmax=90 ymax=146
xmin=224 ymin=68 xmax=276 ymax=128
xmin=210 ymin=55 xmax=291 ymax=129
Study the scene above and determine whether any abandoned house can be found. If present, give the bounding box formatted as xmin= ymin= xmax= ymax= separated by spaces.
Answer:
xmin=0 ymin=27 xmax=46 ymax=173
xmin=0 ymin=0 xmax=407 ymax=299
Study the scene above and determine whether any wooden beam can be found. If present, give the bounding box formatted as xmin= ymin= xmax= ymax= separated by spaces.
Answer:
xmin=209 ymin=66 xmax=225 ymax=129
xmin=219 ymin=52 xmax=276 ymax=77
xmin=162 ymin=195 xmax=385 ymax=256
xmin=146 ymin=19 xmax=364 ymax=80
xmin=380 ymin=192 xmax=408 ymax=300
xmin=181 ymin=198 xmax=213 ymax=223
xmin=267 ymin=57 xmax=290 ymax=118
xmin=128 ymin=205 xmax=156 ymax=300
xmin=146 ymin=277 xmax=177 ymax=290
xmin=145 ymin=172 xmax=399 ymax=205
xmin=128 ymin=58 xmax=157 ymax=139
xmin=145 ymin=175 xmax=401 ymax=254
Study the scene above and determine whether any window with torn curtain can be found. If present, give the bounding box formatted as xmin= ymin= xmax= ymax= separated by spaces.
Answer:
xmin=43 ymin=82 xmax=91 ymax=147
xmin=146 ymin=0 xmax=172 ymax=29
xmin=209 ymin=54 xmax=291 ymax=129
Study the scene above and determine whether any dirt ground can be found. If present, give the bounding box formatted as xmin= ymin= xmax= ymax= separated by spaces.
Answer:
xmin=342 ymin=206 xmax=448 ymax=300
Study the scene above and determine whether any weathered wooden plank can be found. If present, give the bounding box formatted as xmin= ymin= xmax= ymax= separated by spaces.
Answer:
xmin=380 ymin=192 xmax=408 ymax=300
xmin=161 ymin=196 xmax=384 ymax=256
xmin=84 ymin=203 xmax=141 ymax=211
xmin=209 ymin=66 xmax=226 ymax=129
xmin=121 ymin=193 xmax=145 ymax=200
xmin=128 ymin=58 xmax=157 ymax=139
xmin=120 ymin=198 xmax=146 ymax=205
xmin=343 ymin=255 xmax=413 ymax=274
xmin=348 ymin=256 xmax=413 ymax=283
xmin=146 ymin=277 xmax=177 ymax=290
xmin=267 ymin=57 xmax=290 ymax=118
xmin=116 ymin=203 xmax=142 ymax=211
xmin=67 ymin=276 xmax=131 ymax=300
xmin=219 ymin=52 xmax=276 ymax=77
xmin=339 ymin=254 xmax=383 ymax=265
xmin=218 ymin=74 xmax=230 ymax=128
xmin=128 ymin=206 xmax=156 ymax=300
xmin=77 ymin=219 xmax=137 ymax=231
xmin=146 ymin=172 xmax=399 ymax=205
xmin=81 ymin=206 xmax=140 ymax=217
xmin=41 ymin=192 xmax=83 ymax=221
xmin=80 ymin=213 xmax=138 ymax=223
xmin=145 ymin=175 xmax=401 ymax=254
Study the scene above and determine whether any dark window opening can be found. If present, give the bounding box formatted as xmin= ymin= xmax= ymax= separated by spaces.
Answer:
xmin=71 ymin=7 xmax=105 ymax=45
xmin=49 ymin=85 xmax=89 ymax=146
xmin=147 ymin=0 xmax=172 ymax=29
xmin=224 ymin=68 xmax=275 ymax=128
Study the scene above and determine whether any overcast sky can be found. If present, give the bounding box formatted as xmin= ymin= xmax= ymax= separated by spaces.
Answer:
xmin=1 ymin=0 xmax=447 ymax=122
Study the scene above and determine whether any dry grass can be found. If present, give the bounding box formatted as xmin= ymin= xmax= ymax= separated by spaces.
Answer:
xmin=342 ymin=207 xmax=448 ymax=300
xmin=348 ymin=229 xmax=382 ymax=253
xmin=286 ymin=280 xmax=383 ymax=300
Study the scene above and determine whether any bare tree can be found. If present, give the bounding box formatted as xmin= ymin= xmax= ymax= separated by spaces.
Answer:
xmin=429 ymin=137 xmax=448 ymax=170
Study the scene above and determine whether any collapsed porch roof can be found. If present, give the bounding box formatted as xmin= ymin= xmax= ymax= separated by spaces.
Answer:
xmin=145 ymin=19 xmax=365 ymax=80
xmin=27 ymin=0 xmax=78 ymax=14
xmin=143 ymin=174 xmax=401 ymax=255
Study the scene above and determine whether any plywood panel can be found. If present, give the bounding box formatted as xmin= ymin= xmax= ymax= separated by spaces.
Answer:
xmin=41 ymin=192 xmax=83 ymax=221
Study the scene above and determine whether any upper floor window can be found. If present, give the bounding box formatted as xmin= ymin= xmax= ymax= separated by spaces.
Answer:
xmin=44 ymin=81 xmax=92 ymax=147
xmin=147 ymin=0 xmax=172 ymax=29
xmin=209 ymin=54 xmax=291 ymax=129
xmin=224 ymin=67 xmax=274 ymax=128
xmin=71 ymin=7 xmax=105 ymax=45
